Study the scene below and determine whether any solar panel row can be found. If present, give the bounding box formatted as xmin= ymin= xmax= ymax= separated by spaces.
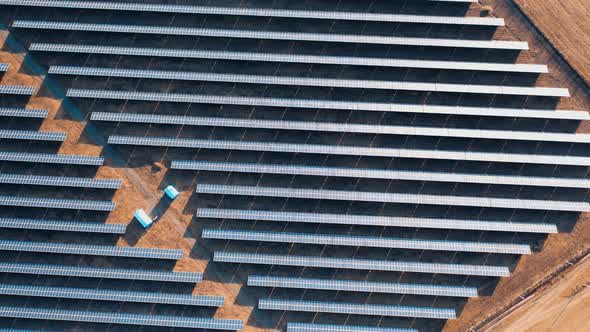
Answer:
xmin=287 ymin=322 xmax=418 ymax=332
xmin=0 ymin=107 xmax=48 ymax=118
xmin=110 ymin=135 xmax=590 ymax=167
xmin=0 ymin=0 xmax=498 ymax=26
xmin=50 ymin=66 xmax=566 ymax=96
xmin=95 ymin=112 xmax=589 ymax=144
xmin=0 ymin=129 xmax=65 ymax=142
xmin=247 ymin=275 xmax=478 ymax=297
xmin=214 ymin=252 xmax=510 ymax=277
xmin=173 ymin=160 xmax=590 ymax=189
xmin=0 ymin=262 xmax=203 ymax=283
xmin=0 ymin=306 xmax=243 ymax=330
xmin=0 ymin=173 xmax=121 ymax=189
xmin=0 ymin=240 xmax=183 ymax=259
xmin=0 ymin=151 xmax=104 ymax=165
xmin=197 ymin=208 xmax=558 ymax=233
xmin=65 ymin=88 xmax=586 ymax=120
xmin=203 ymin=229 xmax=530 ymax=254
xmin=0 ymin=217 xmax=126 ymax=234
xmin=197 ymin=184 xmax=590 ymax=212
xmin=14 ymin=20 xmax=527 ymax=50
xmin=0 ymin=284 xmax=223 ymax=307
xmin=0 ymin=195 xmax=115 ymax=211
xmin=0 ymin=63 xmax=8 ymax=71
xmin=0 ymin=85 xmax=35 ymax=95
xmin=259 ymin=299 xmax=456 ymax=319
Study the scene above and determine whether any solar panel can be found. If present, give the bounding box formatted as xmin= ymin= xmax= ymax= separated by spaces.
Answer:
xmin=173 ymin=161 xmax=590 ymax=189
xmin=15 ymin=20 xmax=527 ymax=50
xmin=197 ymin=208 xmax=558 ymax=234
xmin=111 ymin=135 xmax=590 ymax=167
xmin=0 ymin=151 xmax=104 ymax=165
xmin=0 ymin=1 xmax=501 ymax=26
xmin=0 ymin=107 xmax=48 ymax=118
xmin=214 ymin=252 xmax=510 ymax=276
xmin=97 ymin=112 xmax=588 ymax=144
xmin=0 ymin=85 xmax=35 ymax=95
xmin=197 ymin=184 xmax=589 ymax=212
xmin=258 ymin=299 xmax=456 ymax=319
xmin=51 ymin=67 xmax=564 ymax=96
xmin=48 ymin=55 xmax=548 ymax=76
xmin=248 ymin=275 xmax=478 ymax=297
xmin=0 ymin=262 xmax=203 ymax=283
xmin=203 ymin=229 xmax=530 ymax=254
xmin=0 ymin=63 xmax=8 ymax=71
xmin=64 ymin=88 xmax=587 ymax=120
xmin=0 ymin=173 xmax=121 ymax=189
xmin=0 ymin=306 xmax=243 ymax=330
xmin=0 ymin=240 xmax=183 ymax=259
xmin=0 ymin=284 xmax=223 ymax=307
xmin=0 ymin=217 xmax=126 ymax=234
xmin=0 ymin=129 xmax=65 ymax=142
xmin=287 ymin=322 xmax=418 ymax=332
xmin=0 ymin=195 xmax=115 ymax=211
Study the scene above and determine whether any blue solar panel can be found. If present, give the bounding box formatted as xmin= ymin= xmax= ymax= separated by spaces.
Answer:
xmin=0 ymin=63 xmax=8 ymax=71
xmin=0 ymin=240 xmax=183 ymax=259
xmin=0 ymin=173 xmax=121 ymax=189
xmin=287 ymin=322 xmax=418 ymax=332
xmin=0 ymin=107 xmax=48 ymax=118
xmin=0 ymin=130 xmax=65 ymax=142
xmin=0 ymin=306 xmax=243 ymax=330
xmin=0 ymin=151 xmax=103 ymax=165
xmin=0 ymin=217 xmax=126 ymax=234
xmin=259 ymin=298 xmax=456 ymax=319
xmin=0 ymin=262 xmax=203 ymax=283
xmin=0 ymin=86 xmax=35 ymax=95
xmin=0 ymin=283 xmax=223 ymax=307
xmin=0 ymin=195 xmax=115 ymax=211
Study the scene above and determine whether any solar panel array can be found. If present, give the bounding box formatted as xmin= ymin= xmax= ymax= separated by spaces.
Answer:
xmin=0 ymin=85 xmax=35 ymax=95
xmin=0 ymin=306 xmax=243 ymax=330
xmin=0 ymin=173 xmax=121 ymax=188
xmin=0 ymin=217 xmax=126 ymax=234
xmin=0 ymin=284 xmax=224 ymax=307
xmin=0 ymin=63 xmax=8 ymax=71
xmin=0 ymin=107 xmax=48 ymax=118
xmin=0 ymin=195 xmax=115 ymax=211
xmin=0 ymin=129 xmax=65 ymax=142
xmin=0 ymin=151 xmax=103 ymax=165
xmin=3 ymin=0 xmax=586 ymax=330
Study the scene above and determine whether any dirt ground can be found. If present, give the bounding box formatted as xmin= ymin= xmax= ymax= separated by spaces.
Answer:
xmin=513 ymin=0 xmax=590 ymax=87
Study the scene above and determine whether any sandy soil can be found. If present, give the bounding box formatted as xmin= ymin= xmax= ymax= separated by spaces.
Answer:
xmin=513 ymin=0 xmax=590 ymax=87
xmin=486 ymin=255 xmax=590 ymax=332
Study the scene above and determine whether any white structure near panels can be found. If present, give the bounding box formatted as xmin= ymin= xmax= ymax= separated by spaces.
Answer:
xmin=13 ymin=20 xmax=528 ymax=50
xmin=213 ymin=252 xmax=510 ymax=277
xmin=197 ymin=208 xmax=558 ymax=233
xmin=258 ymin=299 xmax=456 ymax=319
xmin=248 ymin=275 xmax=478 ymax=297
xmin=66 ymin=88 xmax=586 ymax=120
xmin=0 ymin=284 xmax=223 ymax=307
xmin=0 ymin=240 xmax=182 ymax=259
xmin=173 ymin=161 xmax=590 ymax=188
xmin=0 ymin=217 xmax=125 ymax=234
xmin=0 ymin=262 xmax=203 ymax=283
xmin=287 ymin=322 xmax=418 ymax=332
xmin=202 ymin=229 xmax=531 ymax=254
xmin=0 ymin=306 xmax=243 ymax=331
xmin=0 ymin=1 xmax=500 ymax=26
